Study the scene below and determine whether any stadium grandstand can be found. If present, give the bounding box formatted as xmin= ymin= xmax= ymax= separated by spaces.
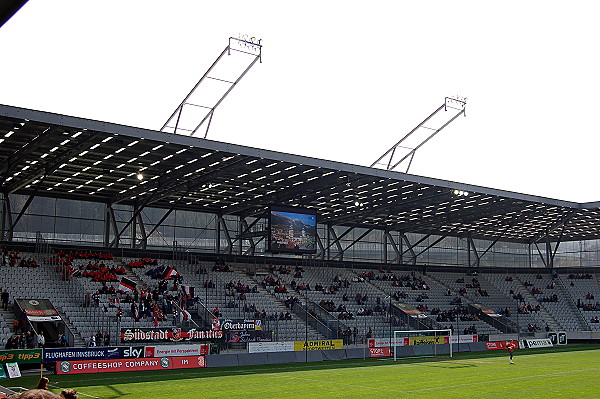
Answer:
xmin=1 ymin=99 xmax=600 ymax=352
xmin=0 ymin=2 xmax=599 ymax=388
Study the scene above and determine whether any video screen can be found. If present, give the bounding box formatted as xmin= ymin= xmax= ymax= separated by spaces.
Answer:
xmin=268 ymin=206 xmax=317 ymax=254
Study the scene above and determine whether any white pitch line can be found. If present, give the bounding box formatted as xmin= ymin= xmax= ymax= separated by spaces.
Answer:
xmin=49 ymin=383 xmax=104 ymax=399
xmin=264 ymin=365 xmax=600 ymax=395
xmin=403 ymin=367 xmax=600 ymax=393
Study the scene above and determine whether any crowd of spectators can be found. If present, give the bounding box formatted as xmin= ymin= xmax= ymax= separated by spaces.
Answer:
xmin=52 ymin=251 xmax=124 ymax=282
xmin=5 ymin=330 xmax=45 ymax=349
xmin=568 ymin=273 xmax=594 ymax=279
xmin=1 ymin=247 xmax=39 ymax=267
xmin=517 ymin=303 xmax=541 ymax=313
xmin=86 ymin=330 xmax=110 ymax=347
xmin=577 ymin=295 xmax=600 ymax=311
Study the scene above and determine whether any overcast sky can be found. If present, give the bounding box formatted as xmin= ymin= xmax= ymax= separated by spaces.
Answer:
xmin=1 ymin=1 xmax=599 ymax=202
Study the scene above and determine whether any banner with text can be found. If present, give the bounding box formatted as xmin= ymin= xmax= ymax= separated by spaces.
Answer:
xmin=524 ymin=338 xmax=553 ymax=349
xmin=369 ymin=347 xmax=391 ymax=357
xmin=15 ymin=299 xmax=61 ymax=322
xmin=0 ymin=349 xmax=42 ymax=365
xmin=408 ymin=336 xmax=449 ymax=346
xmin=144 ymin=344 xmax=203 ymax=358
xmin=57 ymin=355 xmax=206 ymax=375
xmin=385 ymin=334 xmax=477 ymax=348
xmin=248 ymin=341 xmax=294 ymax=354
xmin=225 ymin=330 xmax=272 ymax=343
xmin=368 ymin=338 xmax=392 ymax=348
xmin=120 ymin=328 xmax=223 ymax=343
xmin=212 ymin=319 xmax=263 ymax=332
xmin=486 ymin=340 xmax=519 ymax=350
xmin=293 ymin=340 xmax=343 ymax=351
xmin=43 ymin=347 xmax=121 ymax=363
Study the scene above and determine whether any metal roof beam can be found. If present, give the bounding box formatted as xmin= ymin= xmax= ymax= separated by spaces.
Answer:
xmin=4 ymin=130 xmax=101 ymax=194
xmin=1 ymin=125 xmax=55 ymax=186
xmin=331 ymin=227 xmax=373 ymax=261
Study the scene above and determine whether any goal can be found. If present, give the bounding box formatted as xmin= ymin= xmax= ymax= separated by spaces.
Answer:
xmin=393 ymin=329 xmax=453 ymax=361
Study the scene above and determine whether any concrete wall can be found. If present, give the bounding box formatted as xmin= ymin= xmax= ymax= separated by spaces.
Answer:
xmin=205 ymin=343 xmax=486 ymax=368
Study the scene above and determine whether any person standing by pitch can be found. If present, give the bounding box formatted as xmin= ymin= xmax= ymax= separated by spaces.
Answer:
xmin=507 ymin=341 xmax=516 ymax=364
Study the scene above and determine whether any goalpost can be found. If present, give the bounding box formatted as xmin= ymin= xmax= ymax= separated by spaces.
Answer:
xmin=393 ymin=329 xmax=453 ymax=361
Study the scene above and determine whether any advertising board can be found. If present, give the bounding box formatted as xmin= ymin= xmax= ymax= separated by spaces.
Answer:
xmin=293 ymin=340 xmax=343 ymax=351
xmin=57 ymin=355 xmax=205 ymax=375
xmin=43 ymin=347 xmax=120 ymax=362
xmin=369 ymin=347 xmax=391 ymax=357
xmin=248 ymin=341 xmax=294 ymax=354
xmin=0 ymin=349 xmax=42 ymax=364
xmin=144 ymin=344 xmax=203 ymax=358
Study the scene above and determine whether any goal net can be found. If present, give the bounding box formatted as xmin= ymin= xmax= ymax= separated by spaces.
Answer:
xmin=393 ymin=329 xmax=453 ymax=361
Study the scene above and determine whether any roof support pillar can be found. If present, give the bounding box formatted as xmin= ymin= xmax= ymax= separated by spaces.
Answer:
xmin=218 ymin=215 xmax=232 ymax=254
xmin=314 ymin=230 xmax=325 ymax=261
xmin=327 ymin=226 xmax=344 ymax=261
xmin=1 ymin=193 xmax=12 ymax=242
xmin=402 ymin=233 xmax=428 ymax=265
xmin=384 ymin=231 xmax=401 ymax=265
xmin=415 ymin=234 xmax=449 ymax=258
xmin=239 ymin=217 xmax=246 ymax=255
xmin=233 ymin=211 xmax=268 ymax=254
xmin=467 ymin=234 xmax=479 ymax=268
xmin=332 ymin=227 xmax=373 ymax=261
xmin=216 ymin=214 xmax=221 ymax=254
xmin=534 ymin=241 xmax=547 ymax=267
xmin=131 ymin=204 xmax=138 ymax=250
xmin=143 ymin=208 xmax=176 ymax=248
xmin=135 ymin=211 xmax=147 ymax=250
xmin=2 ymin=183 xmax=43 ymax=241
xmin=546 ymin=236 xmax=552 ymax=269
xmin=401 ymin=233 xmax=415 ymax=265
xmin=106 ymin=205 xmax=119 ymax=248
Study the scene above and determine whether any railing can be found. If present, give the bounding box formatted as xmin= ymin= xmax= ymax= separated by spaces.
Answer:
xmin=172 ymin=301 xmax=202 ymax=329
xmin=293 ymin=301 xmax=333 ymax=339
xmin=467 ymin=304 xmax=518 ymax=334
xmin=390 ymin=303 xmax=433 ymax=330
xmin=555 ymin=277 xmax=591 ymax=331
xmin=304 ymin=300 xmax=348 ymax=339
xmin=60 ymin=321 xmax=77 ymax=347
xmin=195 ymin=298 xmax=217 ymax=329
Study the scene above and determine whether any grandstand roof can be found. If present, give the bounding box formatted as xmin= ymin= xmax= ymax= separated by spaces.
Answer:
xmin=1 ymin=103 xmax=600 ymax=244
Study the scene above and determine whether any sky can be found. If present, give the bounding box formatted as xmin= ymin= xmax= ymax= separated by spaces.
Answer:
xmin=1 ymin=1 xmax=599 ymax=203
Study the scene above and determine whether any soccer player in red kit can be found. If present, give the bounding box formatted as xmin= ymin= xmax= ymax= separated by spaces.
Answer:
xmin=507 ymin=341 xmax=516 ymax=364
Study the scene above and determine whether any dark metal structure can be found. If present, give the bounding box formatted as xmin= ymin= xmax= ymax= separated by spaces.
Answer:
xmin=371 ymin=97 xmax=467 ymax=173
xmin=160 ymin=36 xmax=262 ymax=138
xmin=1 ymin=104 xmax=600 ymax=266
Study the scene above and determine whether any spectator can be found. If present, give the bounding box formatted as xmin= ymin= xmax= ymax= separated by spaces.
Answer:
xmin=36 ymin=377 xmax=50 ymax=390
xmin=60 ymin=390 xmax=78 ymax=399
xmin=37 ymin=332 xmax=45 ymax=348
xmin=2 ymin=289 xmax=9 ymax=310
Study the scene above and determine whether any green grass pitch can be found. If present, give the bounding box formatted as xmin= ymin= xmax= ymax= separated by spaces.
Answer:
xmin=11 ymin=345 xmax=600 ymax=398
